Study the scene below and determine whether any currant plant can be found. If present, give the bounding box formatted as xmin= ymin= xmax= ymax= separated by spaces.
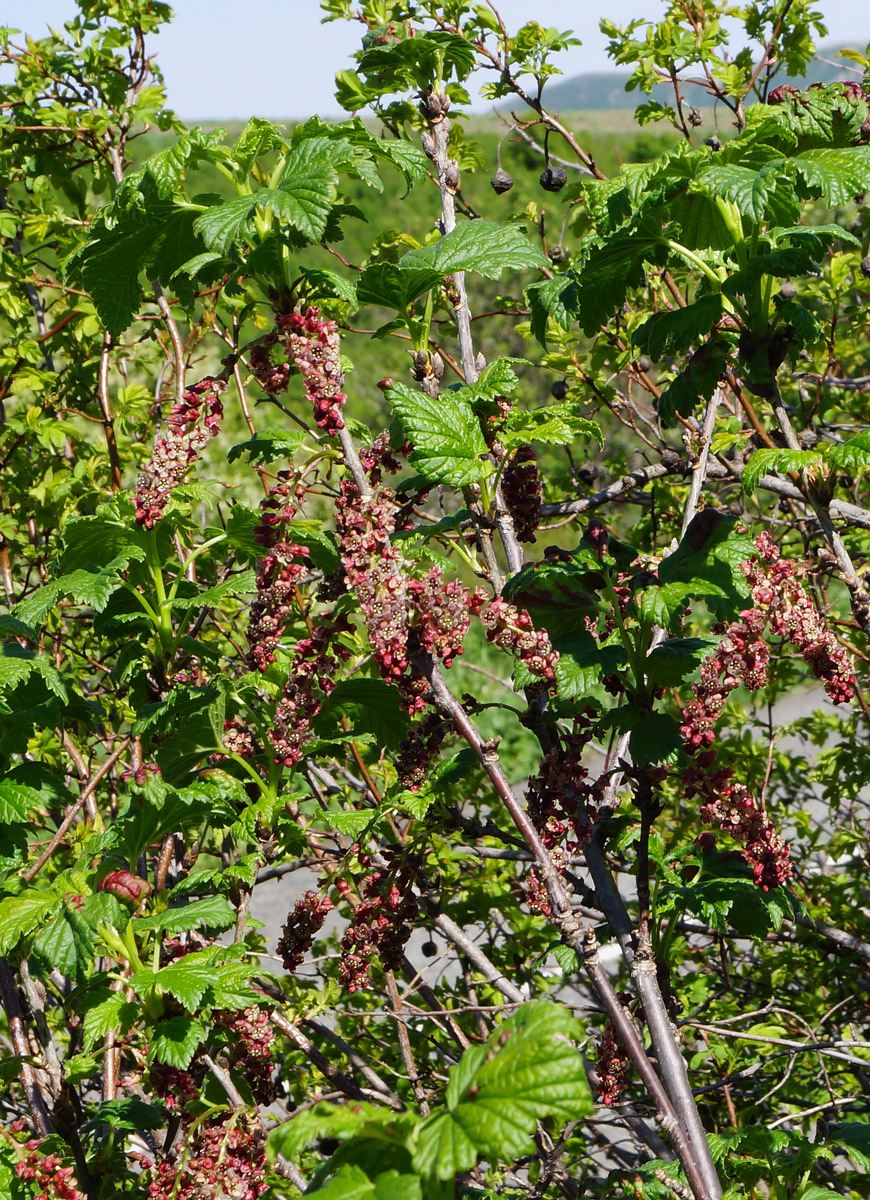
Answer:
xmin=2 ymin=2 xmax=870 ymax=1199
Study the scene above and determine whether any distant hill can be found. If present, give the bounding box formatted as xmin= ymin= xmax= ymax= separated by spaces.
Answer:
xmin=537 ymin=43 xmax=867 ymax=111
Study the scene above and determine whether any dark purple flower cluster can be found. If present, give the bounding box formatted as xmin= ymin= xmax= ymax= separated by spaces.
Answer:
xmin=526 ymin=728 xmax=597 ymax=850
xmin=337 ymin=855 xmax=420 ymax=992
xmin=480 ymin=597 xmax=559 ymax=682
xmin=276 ymin=307 xmax=347 ymax=435
xmin=135 ymin=377 xmax=227 ymax=528
xmin=249 ymin=334 xmax=291 ymax=395
xmin=336 ymin=482 xmax=410 ymax=683
xmin=502 ymin=444 xmax=542 ymax=542
xmin=277 ymin=890 xmax=334 ymax=972
xmin=396 ymin=712 xmax=449 ymax=790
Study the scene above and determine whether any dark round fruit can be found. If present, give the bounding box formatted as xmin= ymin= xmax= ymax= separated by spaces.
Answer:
xmin=861 ymin=253 xmax=870 ymax=279
xmin=704 ymin=136 xmax=722 ymax=151
xmin=539 ymin=165 xmax=568 ymax=192
xmin=490 ymin=167 xmax=514 ymax=194
xmin=421 ymin=940 xmax=437 ymax=957
xmin=548 ymin=245 xmax=567 ymax=264
xmin=637 ymin=355 xmax=652 ymax=373
xmin=550 ymin=378 xmax=569 ymax=400
xmin=779 ymin=281 xmax=797 ymax=299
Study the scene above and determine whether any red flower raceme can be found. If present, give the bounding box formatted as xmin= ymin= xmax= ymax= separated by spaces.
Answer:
xmin=147 ymin=1113 xmax=268 ymax=1200
xmin=480 ymin=597 xmax=559 ymax=682
xmin=270 ymin=615 xmax=351 ymax=767
xmin=135 ymin=377 xmax=227 ymax=528
xmin=16 ymin=1141 xmax=85 ymax=1200
xmin=338 ymin=857 xmax=420 ymax=992
xmin=596 ymin=1020 xmax=630 ymax=1106
xmin=681 ymin=535 xmax=855 ymax=889
xmin=276 ymin=307 xmax=347 ymax=435
xmin=246 ymin=477 xmax=310 ymax=672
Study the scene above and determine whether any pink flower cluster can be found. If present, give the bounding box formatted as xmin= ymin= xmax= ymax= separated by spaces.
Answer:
xmin=270 ymin=616 xmax=350 ymax=766
xmin=147 ymin=1114 xmax=268 ymax=1200
xmin=246 ymin=477 xmax=310 ymax=672
xmin=336 ymin=482 xmax=409 ymax=681
xmin=135 ymin=377 xmax=226 ymax=528
xmin=502 ymin=444 xmax=542 ymax=543
xmin=337 ymin=854 xmax=420 ymax=992
xmin=681 ymin=534 xmax=855 ymax=889
xmin=215 ymin=1007 xmax=276 ymax=1104
xmin=276 ymin=307 xmax=347 ymax=435
xmin=278 ymin=891 xmax=334 ymax=973
xmin=249 ymin=334 xmax=290 ymax=395
xmin=336 ymin=484 xmax=482 ymax=712
xmin=526 ymin=728 xmax=596 ymax=849
xmin=16 ymin=1141 xmax=84 ymax=1200
xmin=481 ymin=597 xmax=559 ymax=682
xmin=408 ymin=567 xmax=486 ymax=668
xmin=596 ymin=1019 xmax=630 ymax=1107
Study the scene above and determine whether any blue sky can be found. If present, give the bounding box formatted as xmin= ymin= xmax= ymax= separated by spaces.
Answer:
xmin=3 ymin=1 xmax=868 ymax=119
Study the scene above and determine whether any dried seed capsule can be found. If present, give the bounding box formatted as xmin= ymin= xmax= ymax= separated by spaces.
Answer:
xmin=779 ymin=281 xmax=797 ymax=299
xmin=861 ymin=253 xmax=870 ymax=278
xmin=704 ymin=135 xmax=722 ymax=151
xmin=548 ymin=245 xmax=567 ymax=263
xmin=539 ymin=164 xmax=567 ymax=192
xmin=490 ymin=167 xmax=514 ymax=194
xmin=688 ymin=107 xmax=703 ymax=127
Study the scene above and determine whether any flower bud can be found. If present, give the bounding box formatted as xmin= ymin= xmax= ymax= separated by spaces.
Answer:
xmin=98 ymin=870 xmax=151 ymax=904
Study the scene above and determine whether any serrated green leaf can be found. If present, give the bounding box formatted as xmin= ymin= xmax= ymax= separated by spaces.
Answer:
xmin=149 ymin=1016 xmax=207 ymax=1069
xmin=227 ymin=427 xmax=309 ymax=465
xmin=82 ymin=991 xmax=139 ymax=1053
xmin=413 ymin=1001 xmax=590 ymax=1181
xmin=314 ymin=678 xmax=411 ymax=750
xmin=32 ymin=902 xmax=96 ymax=980
xmin=401 ymin=220 xmax=548 ymax=280
xmin=793 ymin=146 xmax=870 ymax=206
xmin=630 ymin=711 xmax=682 ymax=767
xmin=356 ymin=262 xmax=442 ymax=311
xmin=503 ymin=404 xmax=602 ymax=450
xmin=0 ymin=890 xmax=56 ymax=954
xmin=387 ymin=381 xmax=491 ymax=487
xmin=742 ymin=448 xmax=823 ymax=493
xmin=633 ymin=294 xmax=724 ymax=360
xmin=86 ymin=1098 xmax=168 ymax=1132
xmin=829 ymin=1122 xmax=870 ymax=1171
xmin=645 ymin=638 xmax=713 ymax=687
xmin=133 ymin=896 xmax=236 ymax=935
xmin=0 ymin=779 xmax=40 ymax=824
xmin=131 ymin=958 xmax=215 ymax=1012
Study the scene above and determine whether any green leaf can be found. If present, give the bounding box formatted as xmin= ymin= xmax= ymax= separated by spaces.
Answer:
xmin=304 ymin=1166 xmax=421 ymax=1200
xmin=82 ymin=991 xmax=139 ymax=1053
xmin=630 ymin=712 xmax=682 ymax=767
xmin=412 ymin=1001 xmax=591 ymax=1181
xmin=826 ymin=431 xmax=870 ymax=473
xmin=742 ymin=448 xmax=824 ymax=493
xmin=0 ymin=890 xmax=56 ymax=953
xmin=133 ymin=896 xmax=236 ymax=936
xmin=793 ymin=146 xmax=870 ymax=206
xmin=68 ymin=203 xmax=202 ymax=336
xmin=699 ymin=161 xmax=795 ymax=224
xmin=231 ymin=117 xmax=287 ymax=172
xmin=829 ymin=1122 xmax=870 ymax=1171
xmin=356 ymin=262 xmax=442 ymax=311
xmin=633 ymin=294 xmax=724 ymax=360
xmin=545 ymin=632 xmax=626 ymax=699
xmin=0 ymin=645 xmax=67 ymax=701
xmin=0 ymin=779 xmax=41 ymax=824
xmin=401 ymin=220 xmax=548 ymax=280
xmin=645 ymin=638 xmax=713 ymax=687
xmin=32 ymin=902 xmax=96 ymax=980
xmin=314 ymin=679 xmax=411 ymax=750
xmin=85 ymin=1098 xmax=167 ymax=1132
xmin=227 ymin=428 xmax=309 ymax=465
xmin=131 ymin=958 xmax=216 ymax=1012
xmin=387 ymin=381 xmax=491 ymax=487
xmin=149 ymin=1016 xmax=208 ymax=1069
xmin=503 ymin=403 xmax=602 ymax=450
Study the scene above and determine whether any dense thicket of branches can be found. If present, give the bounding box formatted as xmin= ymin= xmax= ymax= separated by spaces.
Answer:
xmin=1 ymin=3 xmax=870 ymax=1198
